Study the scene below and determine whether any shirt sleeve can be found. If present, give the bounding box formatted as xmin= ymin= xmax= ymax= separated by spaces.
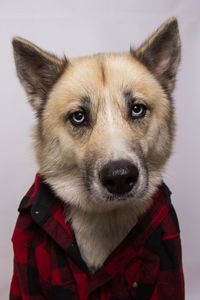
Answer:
xmin=10 ymin=262 xmax=22 ymax=300
xmin=150 ymin=234 xmax=185 ymax=300
xmin=9 ymin=243 xmax=47 ymax=300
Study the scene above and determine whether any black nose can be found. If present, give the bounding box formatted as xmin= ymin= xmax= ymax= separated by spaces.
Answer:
xmin=99 ymin=160 xmax=139 ymax=195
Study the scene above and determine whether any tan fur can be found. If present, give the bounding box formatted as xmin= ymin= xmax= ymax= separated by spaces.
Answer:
xmin=13 ymin=18 xmax=180 ymax=272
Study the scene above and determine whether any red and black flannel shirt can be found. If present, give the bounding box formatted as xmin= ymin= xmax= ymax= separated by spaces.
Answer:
xmin=10 ymin=174 xmax=184 ymax=300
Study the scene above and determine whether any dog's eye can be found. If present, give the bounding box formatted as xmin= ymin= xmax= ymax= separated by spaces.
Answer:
xmin=69 ymin=111 xmax=86 ymax=126
xmin=131 ymin=104 xmax=147 ymax=119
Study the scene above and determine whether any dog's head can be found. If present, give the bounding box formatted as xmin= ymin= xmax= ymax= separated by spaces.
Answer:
xmin=12 ymin=18 xmax=181 ymax=212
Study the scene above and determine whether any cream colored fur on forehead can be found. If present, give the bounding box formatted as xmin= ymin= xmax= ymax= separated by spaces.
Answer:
xmin=49 ymin=53 xmax=163 ymax=99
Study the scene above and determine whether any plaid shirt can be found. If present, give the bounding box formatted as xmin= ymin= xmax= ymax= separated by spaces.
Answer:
xmin=10 ymin=174 xmax=184 ymax=300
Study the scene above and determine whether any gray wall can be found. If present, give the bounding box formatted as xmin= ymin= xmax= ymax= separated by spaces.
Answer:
xmin=0 ymin=1 xmax=199 ymax=299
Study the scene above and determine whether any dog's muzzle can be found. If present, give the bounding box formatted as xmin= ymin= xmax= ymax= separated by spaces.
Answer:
xmin=99 ymin=159 xmax=139 ymax=195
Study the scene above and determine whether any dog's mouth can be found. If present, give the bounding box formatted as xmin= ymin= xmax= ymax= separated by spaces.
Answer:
xmin=100 ymin=191 xmax=140 ymax=203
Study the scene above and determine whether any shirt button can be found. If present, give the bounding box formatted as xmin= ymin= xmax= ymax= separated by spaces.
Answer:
xmin=132 ymin=282 xmax=138 ymax=288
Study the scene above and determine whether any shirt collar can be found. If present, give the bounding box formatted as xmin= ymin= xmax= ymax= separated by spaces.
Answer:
xmin=18 ymin=174 xmax=90 ymax=274
xmin=19 ymin=174 xmax=63 ymax=221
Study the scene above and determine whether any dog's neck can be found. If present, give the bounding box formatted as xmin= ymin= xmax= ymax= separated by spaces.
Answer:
xmin=65 ymin=202 xmax=150 ymax=273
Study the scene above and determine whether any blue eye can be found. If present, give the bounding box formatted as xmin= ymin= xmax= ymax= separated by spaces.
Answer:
xmin=131 ymin=104 xmax=147 ymax=119
xmin=69 ymin=111 xmax=86 ymax=126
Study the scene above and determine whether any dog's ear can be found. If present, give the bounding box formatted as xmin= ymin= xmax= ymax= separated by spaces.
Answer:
xmin=12 ymin=37 xmax=68 ymax=113
xmin=133 ymin=17 xmax=181 ymax=94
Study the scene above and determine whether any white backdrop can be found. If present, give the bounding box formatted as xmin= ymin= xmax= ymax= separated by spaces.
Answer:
xmin=0 ymin=1 xmax=199 ymax=299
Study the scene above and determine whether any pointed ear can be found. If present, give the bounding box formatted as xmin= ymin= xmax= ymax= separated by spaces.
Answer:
xmin=133 ymin=18 xmax=181 ymax=94
xmin=12 ymin=37 xmax=68 ymax=113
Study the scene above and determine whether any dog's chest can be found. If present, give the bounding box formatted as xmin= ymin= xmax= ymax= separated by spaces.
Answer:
xmin=65 ymin=208 xmax=138 ymax=273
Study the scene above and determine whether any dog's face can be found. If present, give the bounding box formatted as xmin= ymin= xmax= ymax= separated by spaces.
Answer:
xmin=13 ymin=18 xmax=181 ymax=212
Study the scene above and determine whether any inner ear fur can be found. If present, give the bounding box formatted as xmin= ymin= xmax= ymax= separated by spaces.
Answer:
xmin=132 ymin=17 xmax=181 ymax=94
xmin=12 ymin=37 xmax=68 ymax=114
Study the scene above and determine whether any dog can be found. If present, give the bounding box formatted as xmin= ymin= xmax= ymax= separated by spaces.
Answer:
xmin=10 ymin=18 xmax=184 ymax=300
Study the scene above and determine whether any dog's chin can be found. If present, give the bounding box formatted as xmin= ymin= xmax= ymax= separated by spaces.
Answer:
xmin=103 ymin=191 xmax=146 ymax=204
xmin=88 ymin=180 xmax=149 ymax=209
xmin=82 ymin=187 xmax=154 ymax=216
